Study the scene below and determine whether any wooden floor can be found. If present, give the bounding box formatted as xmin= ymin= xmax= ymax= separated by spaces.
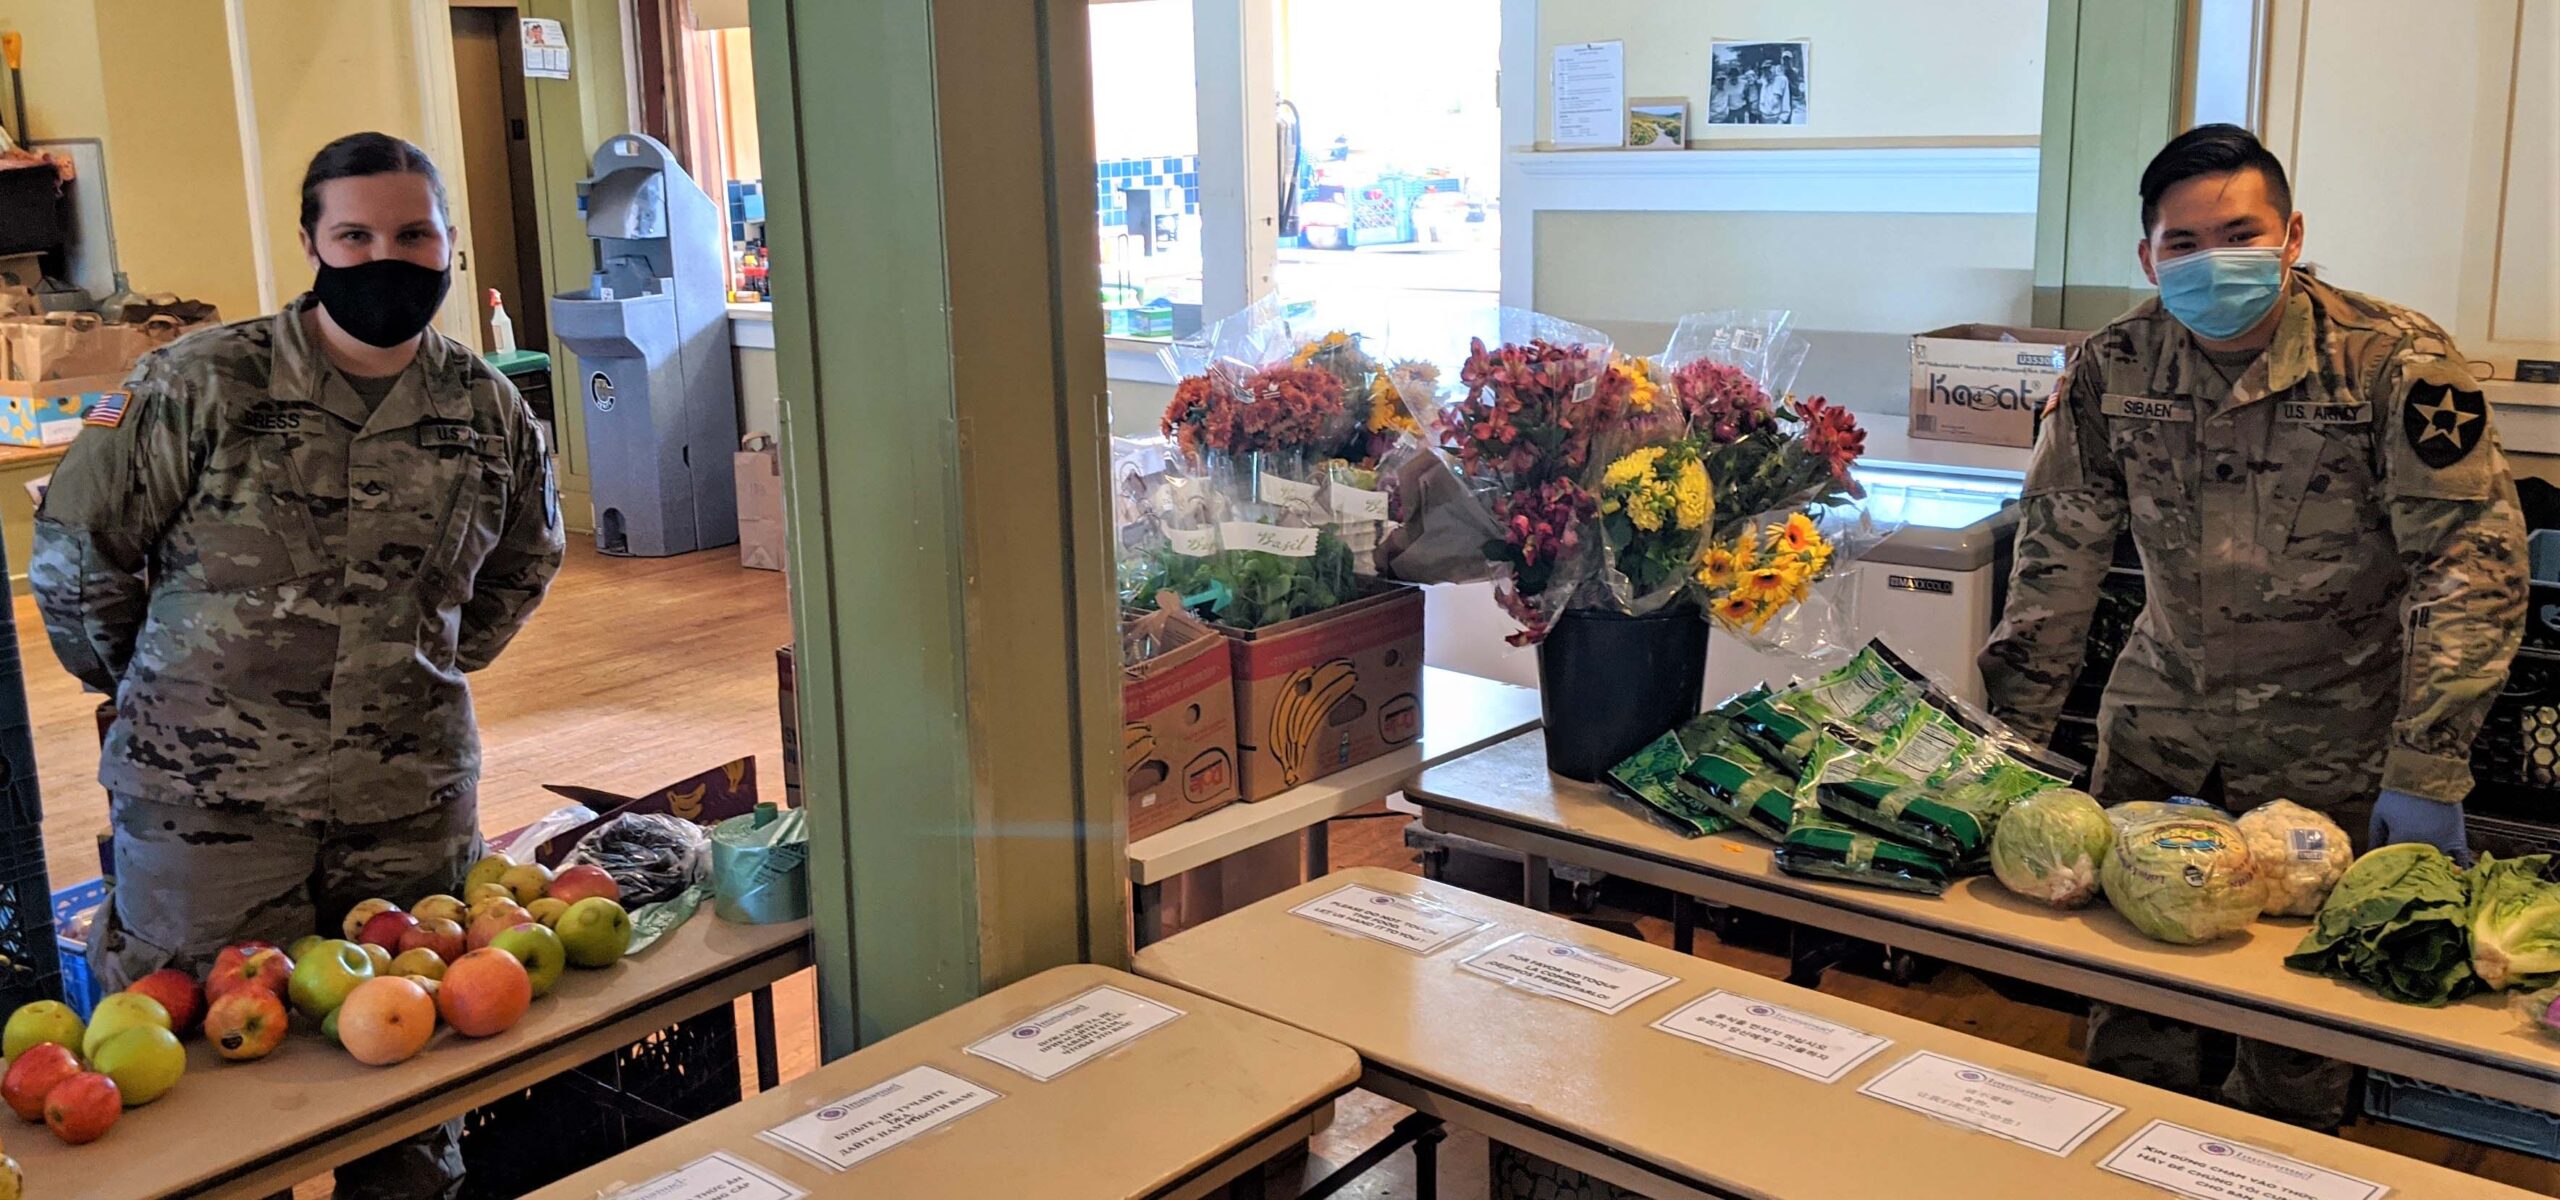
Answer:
xmin=20 ymin=547 xmax=2553 ymax=1195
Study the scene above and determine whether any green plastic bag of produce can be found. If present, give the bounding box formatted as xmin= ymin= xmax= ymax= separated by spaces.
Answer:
xmin=1675 ymin=740 xmax=1798 ymax=843
xmin=1990 ymin=788 xmax=2111 ymax=909
xmin=1808 ymin=706 xmax=2063 ymax=862
xmin=1774 ymin=787 xmax=1954 ymax=897
xmin=2468 ymin=853 xmax=2560 ymax=991
xmin=2286 ymin=843 xmax=2477 ymax=1005
xmin=1610 ymin=728 xmax=1734 ymax=836
xmin=2101 ymin=801 xmax=2263 ymax=945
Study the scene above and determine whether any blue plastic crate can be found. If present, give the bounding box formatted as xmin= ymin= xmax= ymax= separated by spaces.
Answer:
xmin=52 ymin=877 xmax=106 ymax=1019
xmin=2363 ymin=1070 xmax=2560 ymax=1160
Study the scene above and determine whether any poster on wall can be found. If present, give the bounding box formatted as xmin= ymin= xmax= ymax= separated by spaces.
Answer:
xmin=1551 ymin=41 xmax=1627 ymax=147
xmin=522 ymin=17 xmax=573 ymax=81
xmin=1708 ymin=39 xmax=1809 ymax=126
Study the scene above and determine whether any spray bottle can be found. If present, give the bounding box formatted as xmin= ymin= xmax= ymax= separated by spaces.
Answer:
xmin=486 ymin=288 xmax=518 ymax=355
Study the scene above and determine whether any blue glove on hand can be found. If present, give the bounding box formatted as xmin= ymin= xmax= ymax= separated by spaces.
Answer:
xmin=2369 ymin=789 xmax=2472 ymax=866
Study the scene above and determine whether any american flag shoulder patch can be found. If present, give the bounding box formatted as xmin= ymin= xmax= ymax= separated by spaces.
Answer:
xmin=84 ymin=391 xmax=129 ymax=429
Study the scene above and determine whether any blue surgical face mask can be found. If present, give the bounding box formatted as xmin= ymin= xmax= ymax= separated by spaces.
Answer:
xmin=2153 ymin=246 xmax=2286 ymax=340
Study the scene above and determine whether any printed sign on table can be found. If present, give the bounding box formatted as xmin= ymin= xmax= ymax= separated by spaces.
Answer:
xmin=758 ymin=1066 xmax=1000 ymax=1172
xmin=1287 ymin=884 xmax=1490 ymax=955
xmin=964 ymin=985 xmax=1186 ymax=1083
xmin=2099 ymin=1120 xmax=2390 ymax=1200
xmin=1457 ymin=932 xmax=1676 ymax=1015
xmin=1856 ymin=1051 xmax=2124 ymax=1156
xmin=1649 ymin=990 xmax=1891 ymax=1083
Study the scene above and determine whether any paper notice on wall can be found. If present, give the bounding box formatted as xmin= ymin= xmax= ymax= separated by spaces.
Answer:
xmin=521 ymin=18 xmax=572 ymax=80
xmin=1551 ymin=41 xmax=1626 ymax=147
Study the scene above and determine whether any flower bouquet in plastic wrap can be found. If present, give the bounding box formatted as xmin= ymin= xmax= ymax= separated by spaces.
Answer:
xmin=1122 ymin=302 xmax=1368 ymax=629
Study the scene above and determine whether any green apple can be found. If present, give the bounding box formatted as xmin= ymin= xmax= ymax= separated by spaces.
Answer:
xmin=498 ymin=861 xmax=554 ymax=906
xmin=388 ymin=947 xmax=447 ymax=981
xmin=82 ymin=992 xmax=172 ymax=1060
xmin=526 ymin=898 xmax=570 ymax=927
xmin=554 ymin=898 xmax=633 ymax=969
xmin=288 ymin=934 xmax=327 ymax=964
xmin=463 ymin=854 xmax=517 ymax=896
xmin=488 ymin=923 xmax=566 ymax=998
xmin=288 ymin=939 xmax=377 ymax=1021
xmin=3 ymin=1001 xmax=85 ymax=1060
xmin=90 ymin=1025 xmax=185 ymax=1105
xmin=359 ymin=942 xmax=395 ymax=976
xmin=321 ymin=1006 xmax=343 ymax=1046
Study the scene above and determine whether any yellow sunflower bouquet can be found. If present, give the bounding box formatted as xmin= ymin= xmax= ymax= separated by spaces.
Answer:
xmin=1696 ymin=512 xmax=1838 ymax=635
xmin=1591 ymin=438 xmax=1715 ymax=611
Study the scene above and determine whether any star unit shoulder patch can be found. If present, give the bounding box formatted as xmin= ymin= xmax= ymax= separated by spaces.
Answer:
xmin=2402 ymin=380 xmax=2487 ymax=470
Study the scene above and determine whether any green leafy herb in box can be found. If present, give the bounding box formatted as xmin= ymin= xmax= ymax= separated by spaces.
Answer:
xmin=1131 ymin=532 xmax=1357 ymax=631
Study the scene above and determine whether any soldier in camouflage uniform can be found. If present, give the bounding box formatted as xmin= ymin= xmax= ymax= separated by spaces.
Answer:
xmin=1981 ymin=126 xmax=2525 ymax=1128
xmin=32 ymin=134 xmax=561 ymax=1199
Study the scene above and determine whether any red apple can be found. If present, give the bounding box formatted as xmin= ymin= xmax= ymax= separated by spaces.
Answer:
xmin=203 ymin=988 xmax=289 ymax=1061
xmin=43 ymin=1072 xmax=120 ymax=1144
xmin=545 ymin=864 xmax=621 ymax=906
xmin=397 ymin=917 xmax=466 ymax=964
xmin=204 ymin=944 xmax=293 ymax=1002
xmin=466 ymin=903 xmax=533 ymax=951
xmin=125 ymin=969 xmax=204 ymax=1037
xmin=2 ymin=1043 xmax=81 ymax=1122
xmin=357 ymin=910 xmax=421 ymax=954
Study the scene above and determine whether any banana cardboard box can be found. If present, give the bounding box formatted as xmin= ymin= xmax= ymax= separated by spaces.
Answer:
xmin=1221 ymin=583 xmax=1424 ymax=802
xmin=1123 ymin=623 xmax=1242 ymax=840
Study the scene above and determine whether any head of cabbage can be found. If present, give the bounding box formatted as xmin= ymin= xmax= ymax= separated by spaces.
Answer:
xmin=1990 ymin=789 xmax=2111 ymax=909
xmin=2234 ymin=800 xmax=2353 ymax=917
xmin=2101 ymin=803 xmax=2263 ymax=944
xmin=2471 ymin=854 xmax=2560 ymax=992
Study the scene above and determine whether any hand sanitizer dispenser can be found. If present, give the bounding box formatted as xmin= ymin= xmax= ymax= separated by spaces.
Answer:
xmin=548 ymin=134 xmax=740 ymax=556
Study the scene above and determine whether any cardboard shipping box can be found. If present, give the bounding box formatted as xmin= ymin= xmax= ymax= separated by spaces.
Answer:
xmin=0 ymin=373 xmax=125 ymax=447
xmin=1122 ymin=624 xmax=1242 ymax=840
xmin=1222 ymin=584 xmax=1425 ymax=802
xmin=736 ymin=433 xmax=786 ymax=571
xmin=1908 ymin=323 xmax=2090 ymax=449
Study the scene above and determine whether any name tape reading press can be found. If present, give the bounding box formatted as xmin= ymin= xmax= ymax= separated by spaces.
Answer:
xmin=758 ymin=1065 xmax=1001 ymax=1173
xmin=965 ymin=985 xmax=1187 ymax=1083
xmin=1856 ymin=1051 xmax=2125 ymax=1156
xmin=1649 ymin=990 xmax=1892 ymax=1084
xmin=1288 ymin=884 xmax=1492 ymax=955
xmin=1457 ymin=933 xmax=1676 ymax=1015
xmin=2098 ymin=1120 xmax=2389 ymax=1200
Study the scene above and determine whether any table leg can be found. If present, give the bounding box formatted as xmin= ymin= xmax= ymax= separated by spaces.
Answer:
xmin=1305 ymin=820 xmax=1329 ymax=880
xmin=1412 ymin=1118 xmax=1445 ymax=1200
xmin=1671 ymin=892 xmax=1696 ymax=956
xmin=1134 ymin=880 xmax=1165 ymax=950
xmin=1523 ymin=854 xmax=1553 ymax=912
xmin=751 ymin=984 xmax=780 ymax=1093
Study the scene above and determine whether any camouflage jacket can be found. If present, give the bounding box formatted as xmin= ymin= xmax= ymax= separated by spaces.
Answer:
xmin=32 ymin=295 xmax=565 ymax=822
xmin=1980 ymin=273 xmax=2525 ymax=806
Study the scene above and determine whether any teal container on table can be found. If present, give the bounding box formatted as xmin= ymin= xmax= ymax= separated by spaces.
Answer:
xmin=711 ymin=804 xmax=809 ymax=924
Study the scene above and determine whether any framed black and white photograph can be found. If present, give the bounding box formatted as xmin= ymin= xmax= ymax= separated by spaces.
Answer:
xmin=1707 ymin=39 xmax=1810 ymax=126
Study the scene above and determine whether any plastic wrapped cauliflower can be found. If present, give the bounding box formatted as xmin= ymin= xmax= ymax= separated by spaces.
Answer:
xmin=1990 ymin=789 xmax=2112 ymax=908
xmin=2234 ymin=799 xmax=2353 ymax=917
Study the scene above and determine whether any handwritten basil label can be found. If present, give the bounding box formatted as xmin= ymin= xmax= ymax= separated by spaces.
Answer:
xmin=1220 ymin=522 xmax=1317 ymax=558
xmin=1329 ymin=481 xmax=1392 ymax=523
xmin=1259 ymin=472 xmax=1323 ymax=515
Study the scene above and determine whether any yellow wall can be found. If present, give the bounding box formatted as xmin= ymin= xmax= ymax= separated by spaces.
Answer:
xmin=719 ymin=28 xmax=761 ymax=183
xmin=1537 ymin=0 xmax=2048 ymax=145
xmin=91 ymin=0 xmax=263 ymax=321
xmin=0 ymin=2 xmax=108 ymax=150
xmin=241 ymin=1 xmax=436 ymax=315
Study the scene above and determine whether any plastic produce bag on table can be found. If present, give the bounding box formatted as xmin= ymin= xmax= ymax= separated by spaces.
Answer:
xmin=564 ymin=812 xmax=713 ymax=906
xmin=2233 ymin=799 xmax=2354 ymax=918
xmin=2102 ymin=800 xmax=2263 ymax=945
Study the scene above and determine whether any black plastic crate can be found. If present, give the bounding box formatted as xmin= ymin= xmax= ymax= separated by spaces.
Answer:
xmin=2469 ymin=649 xmax=2560 ymax=818
xmin=0 ymin=834 xmax=62 ymax=1014
xmin=456 ymin=1005 xmax=743 ymax=1198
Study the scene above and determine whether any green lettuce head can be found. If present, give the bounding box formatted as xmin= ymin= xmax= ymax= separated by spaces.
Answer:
xmin=2470 ymin=854 xmax=2560 ymax=991
xmin=2101 ymin=803 xmax=2263 ymax=945
xmin=1990 ymin=788 xmax=2111 ymax=909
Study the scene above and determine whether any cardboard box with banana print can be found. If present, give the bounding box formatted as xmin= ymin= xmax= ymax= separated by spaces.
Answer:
xmin=1222 ymin=583 xmax=1425 ymax=802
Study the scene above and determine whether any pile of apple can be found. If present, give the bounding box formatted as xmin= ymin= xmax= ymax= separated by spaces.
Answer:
xmin=0 ymin=855 xmax=632 ymax=1154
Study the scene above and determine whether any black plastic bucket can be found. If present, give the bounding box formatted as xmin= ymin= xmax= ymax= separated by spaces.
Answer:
xmin=1535 ymin=608 xmax=1708 ymax=781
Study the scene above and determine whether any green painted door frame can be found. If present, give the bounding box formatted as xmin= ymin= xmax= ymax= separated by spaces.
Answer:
xmin=750 ymin=0 xmax=1124 ymax=1058
xmin=2034 ymin=0 xmax=2187 ymax=330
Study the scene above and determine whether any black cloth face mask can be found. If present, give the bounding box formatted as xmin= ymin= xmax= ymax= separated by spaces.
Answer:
xmin=312 ymin=258 xmax=452 ymax=348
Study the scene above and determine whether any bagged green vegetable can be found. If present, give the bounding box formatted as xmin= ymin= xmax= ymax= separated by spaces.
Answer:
xmin=2467 ymin=853 xmax=2560 ymax=991
xmin=2102 ymin=802 xmax=2263 ymax=945
xmin=1609 ymin=728 xmax=1734 ymax=836
xmin=2287 ymin=844 xmax=2478 ymax=1006
xmin=2234 ymin=799 xmax=2354 ymax=918
xmin=1774 ymin=802 xmax=1954 ymax=897
xmin=1990 ymin=788 xmax=2111 ymax=909
xmin=1811 ymin=705 xmax=2064 ymax=861
xmin=1675 ymin=742 xmax=1799 ymax=843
